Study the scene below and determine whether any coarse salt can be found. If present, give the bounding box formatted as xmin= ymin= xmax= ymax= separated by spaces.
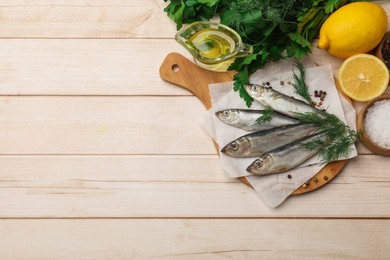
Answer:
xmin=364 ymin=99 xmax=390 ymax=149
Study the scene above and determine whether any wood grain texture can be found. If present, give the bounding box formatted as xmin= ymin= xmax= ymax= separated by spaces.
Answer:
xmin=0 ymin=96 xmax=215 ymax=154
xmin=0 ymin=39 xmax=191 ymax=96
xmin=160 ymin=52 xmax=236 ymax=109
xmin=0 ymin=155 xmax=389 ymax=217
xmin=0 ymin=0 xmax=176 ymax=38
xmin=0 ymin=219 xmax=389 ymax=259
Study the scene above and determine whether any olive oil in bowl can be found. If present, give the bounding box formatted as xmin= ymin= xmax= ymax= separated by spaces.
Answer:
xmin=175 ymin=22 xmax=253 ymax=72
xmin=189 ymin=28 xmax=234 ymax=60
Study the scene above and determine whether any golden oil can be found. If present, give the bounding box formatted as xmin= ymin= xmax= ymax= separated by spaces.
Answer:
xmin=188 ymin=28 xmax=235 ymax=60
xmin=175 ymin=22 xmax=253 ymax=72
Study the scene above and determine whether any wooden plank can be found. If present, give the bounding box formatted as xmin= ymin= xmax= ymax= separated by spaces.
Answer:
xmin=0 ymin=96 xmax=215 ymax=154
xmin=0 ymin=155 xmax=231 ymax=183
xmin=0 ymin=155 xmax=389 ymax=217
xmin=0 ymin=95 xmax=372 ymax=155
xmin=0 ymin=219 xmax=389 ymax=259
xmin=0 ymin=39 xmax=191 ymax=96
xmin=0 ymin=0 xmax=176 ymax=38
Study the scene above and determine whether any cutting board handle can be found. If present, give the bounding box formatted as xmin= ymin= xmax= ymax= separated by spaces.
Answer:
xmin=159 ymin=53 xmax=236 ymax=109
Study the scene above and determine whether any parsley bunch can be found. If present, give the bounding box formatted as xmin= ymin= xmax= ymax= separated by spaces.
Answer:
xmin=164 ymin=0 xmax=371 ymax=107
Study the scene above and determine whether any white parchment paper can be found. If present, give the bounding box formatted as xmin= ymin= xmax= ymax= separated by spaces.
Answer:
xmin=201 ymin=59 xmax=357 ymax=207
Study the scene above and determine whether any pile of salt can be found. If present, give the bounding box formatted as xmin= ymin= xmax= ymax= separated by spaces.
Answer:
xmin=364 ymin=99 xmax=390 ymax=149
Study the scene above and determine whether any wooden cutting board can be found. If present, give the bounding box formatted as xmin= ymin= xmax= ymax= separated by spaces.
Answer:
xmin=159 ymin=52 xmax=348 ymax=195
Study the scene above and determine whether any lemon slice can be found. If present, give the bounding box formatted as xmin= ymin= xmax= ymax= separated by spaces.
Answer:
xmin=338 ymin=54 xmax=389 ymax=102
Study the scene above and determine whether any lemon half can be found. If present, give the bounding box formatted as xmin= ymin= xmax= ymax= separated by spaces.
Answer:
xmin=338 ymin=54 xmax=389 ymax=102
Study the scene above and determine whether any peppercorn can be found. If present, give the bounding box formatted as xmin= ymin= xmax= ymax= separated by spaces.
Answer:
xmin=287 ymin=174 xmax=292 ymax=179
xmin=280 ymin=81 xmax=284 ymax=85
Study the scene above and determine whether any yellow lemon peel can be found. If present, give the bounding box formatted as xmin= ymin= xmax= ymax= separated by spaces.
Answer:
xmin=318 ymin=2 xmax=388 ymax=59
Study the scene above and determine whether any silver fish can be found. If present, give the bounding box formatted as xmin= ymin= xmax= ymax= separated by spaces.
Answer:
xmin=221 ymin=123 xmax=319 ymax=158
xmin=215 ymin=109 xmax=299 ymax=131
xmin=244 ymin=84 xmax=325 ymax=119
xmin=246 ymin=132 xmax=328 ymax=176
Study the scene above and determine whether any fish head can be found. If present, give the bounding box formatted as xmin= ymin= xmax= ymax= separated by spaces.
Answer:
xmin=221 ymin=138 xmax=251 ymax=157
xmin=246 ymin=155 xmax=274 ymax=175
xmin=215 ymin=109 xmax=240 ymax=125
xmin=244 ymin=84 xmax=267 ymax=99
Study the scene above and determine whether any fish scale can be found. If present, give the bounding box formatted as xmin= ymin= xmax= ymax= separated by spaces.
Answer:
xmin=244 ymin=84 xmax=326 ymax=119
xmin=247 ymin=132 xmax=328 ymax=176
xmin=215 ymin=109 xmax=299 ymax=131
xmin=221 ymin=123 xmax=320 ymax=158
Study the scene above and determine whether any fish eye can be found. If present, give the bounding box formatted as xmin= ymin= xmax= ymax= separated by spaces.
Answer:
xmin=223 ymin=110 xmax=230 ymax=117
xmin=255 ymin=160 xmax=262 ymax=168
xmin=230 ymin=142 xmax=239 ymax=151
xmin=252 ymin=85 xmax=259 ymax=92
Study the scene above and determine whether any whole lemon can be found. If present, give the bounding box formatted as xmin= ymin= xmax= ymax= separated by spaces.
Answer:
xmin=318 ymin=2 xmax=388 ymax=59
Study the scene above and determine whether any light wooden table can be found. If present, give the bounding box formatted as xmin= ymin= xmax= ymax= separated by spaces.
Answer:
xmin=0 ymin=1 xmax=389 ymax=259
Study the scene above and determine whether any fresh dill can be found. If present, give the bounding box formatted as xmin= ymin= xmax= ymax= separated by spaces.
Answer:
xmin=294 ymin=111 xmax=362 ymax=163
xmin=292 ymin=60 xmax=312 ymax=104
xmin=288 ymin=60 xmax=361 ymax=163
xmin=317 ymin=129 xmax=362 ymax=163
xmin=253 ymin=106 xmax=274 ymax=125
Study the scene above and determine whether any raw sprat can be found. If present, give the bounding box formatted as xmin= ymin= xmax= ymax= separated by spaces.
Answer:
xmin=244 ymin=83 xmax=326 ymax=119
xmin=221 ymin=123 xmax=319 ymax=158
xmin=247 ymin=132 xmax=328 ymax=176
xmin=215 ymin=108 xmax=299 ymax=132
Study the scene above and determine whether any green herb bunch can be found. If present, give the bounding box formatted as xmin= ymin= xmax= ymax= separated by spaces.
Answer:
xmin=163 ymin=0 xmax=372 ymax=107
xmin=295 ymin=111 xmax=362 ymax=163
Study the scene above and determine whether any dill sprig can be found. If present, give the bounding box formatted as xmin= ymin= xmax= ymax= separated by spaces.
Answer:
xmin=295 ymin=111 xmax=362 ymax=163
xmin=293 ymin=112 xmax=346 ymax=139
xmin=292 ymin=60 xmax=312 ymax=104
xmin=290 ymin=61 xmax=361 ymax=163
xmin=253 ymin=106 xmax=274 ymax=125
xmin=317 ymin=129 xmax=362 ymax=163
